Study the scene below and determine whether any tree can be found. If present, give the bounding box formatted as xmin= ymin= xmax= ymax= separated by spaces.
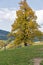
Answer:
xmin=0 ymin=40 xmax=5 ymax=49
xmin=11 ymin=0 xmax=43 ymax=47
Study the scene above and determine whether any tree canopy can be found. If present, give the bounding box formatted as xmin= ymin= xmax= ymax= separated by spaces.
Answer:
xmin=10 ymin=0 xmax=43 ymax=47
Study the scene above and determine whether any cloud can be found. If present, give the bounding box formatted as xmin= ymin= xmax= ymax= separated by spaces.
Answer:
xmin=0 ymin=8 xmax=16 ymax=31
xmin=0 ymin=8 xmax=16 ymax=21
xmin=36 ymin=10 xmax=43 ymax=32
xmin=0 ymin=8 xmax=43 ymax=32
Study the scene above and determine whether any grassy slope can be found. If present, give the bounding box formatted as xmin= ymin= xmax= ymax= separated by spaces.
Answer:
xmin=0 ymin=45 xmax=43 ymax=65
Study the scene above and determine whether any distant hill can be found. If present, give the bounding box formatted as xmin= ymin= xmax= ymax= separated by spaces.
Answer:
xmin=0 ymin=30 xmax=10 ymax=40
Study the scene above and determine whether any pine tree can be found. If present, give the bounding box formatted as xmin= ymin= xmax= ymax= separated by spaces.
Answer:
xmin=11 ymin=0 xmax=43 ymax=47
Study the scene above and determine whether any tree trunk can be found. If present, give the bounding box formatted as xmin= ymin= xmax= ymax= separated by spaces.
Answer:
xmin=24 ymin=42 xmax=27 ymax=46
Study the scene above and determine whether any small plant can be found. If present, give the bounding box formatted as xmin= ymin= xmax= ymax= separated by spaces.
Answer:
xmin=40 ymin=61 xmax=43 ymax=65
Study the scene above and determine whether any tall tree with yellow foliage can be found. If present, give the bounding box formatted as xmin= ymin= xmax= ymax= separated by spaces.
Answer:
xmin=11 ymin=0 xmax=43 ymax=46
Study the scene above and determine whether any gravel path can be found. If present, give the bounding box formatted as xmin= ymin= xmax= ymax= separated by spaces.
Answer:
xmin=32 ymin=58 xmax=43 ymax=65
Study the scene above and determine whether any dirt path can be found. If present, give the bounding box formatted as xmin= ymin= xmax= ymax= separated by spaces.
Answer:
xmin=32 ymin=58 xmax=43 ymax=65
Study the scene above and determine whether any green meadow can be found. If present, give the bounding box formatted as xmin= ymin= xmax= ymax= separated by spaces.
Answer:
xmin=0 ymin=45 xmax=43 ymax=65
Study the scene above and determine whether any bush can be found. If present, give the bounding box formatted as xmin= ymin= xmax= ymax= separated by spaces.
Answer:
xmin=0 ymin=40 xmax=5 ymax=48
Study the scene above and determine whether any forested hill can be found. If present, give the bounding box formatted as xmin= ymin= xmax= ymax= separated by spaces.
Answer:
xmin=0 ymin=30 xmax=10 ymax=40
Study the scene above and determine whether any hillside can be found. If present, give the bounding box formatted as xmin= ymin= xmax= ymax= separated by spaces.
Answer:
xmin=0 ymin=45 xmax=43 ymax=65
xmin=0 ymin=30 xmax=10 ymax=40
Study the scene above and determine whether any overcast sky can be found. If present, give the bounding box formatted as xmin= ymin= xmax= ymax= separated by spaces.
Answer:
xmin=0 ymin=0 xmax=43 ymax=32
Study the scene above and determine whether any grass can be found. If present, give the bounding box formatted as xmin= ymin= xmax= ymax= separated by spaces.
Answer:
xmin=0 ymin=45 xmax=43 ymax=65
xmin=40 ymin=61 xmax=43 ymax=65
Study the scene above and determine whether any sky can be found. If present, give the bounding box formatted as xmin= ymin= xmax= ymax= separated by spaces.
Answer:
xmin=0 ymin=0 xmax=43 ymax=32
